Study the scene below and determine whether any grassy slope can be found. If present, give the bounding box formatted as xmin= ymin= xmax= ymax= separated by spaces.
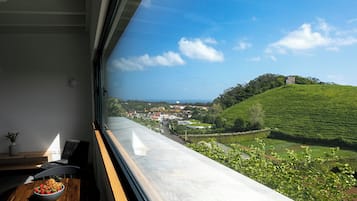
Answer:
xmin=220 ymin=84 xmax=357 ymax=143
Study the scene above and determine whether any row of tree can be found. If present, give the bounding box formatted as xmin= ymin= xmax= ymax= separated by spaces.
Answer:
xmin=171 ymin=103 xmax=265 ymax=134
xmin=107 ymin=98 xmax=173 ymax=116
xmin=213 ymin=73 xmax=323 ymax=109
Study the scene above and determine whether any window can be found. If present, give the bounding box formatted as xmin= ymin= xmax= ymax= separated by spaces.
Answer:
xmin=98 ymin=0 xmax=357 ymax=200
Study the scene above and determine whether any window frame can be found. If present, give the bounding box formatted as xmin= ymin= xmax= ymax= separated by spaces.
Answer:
xmin=92 ymin=0 xmax=147 ymax=200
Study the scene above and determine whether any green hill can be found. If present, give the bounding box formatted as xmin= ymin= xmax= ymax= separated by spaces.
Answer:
xmin=220 ymin=84 xmax=357 ymax=144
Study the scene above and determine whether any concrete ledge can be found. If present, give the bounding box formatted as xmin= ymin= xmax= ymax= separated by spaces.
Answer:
xmin=108 ymin=117 xmax=292 ymax=201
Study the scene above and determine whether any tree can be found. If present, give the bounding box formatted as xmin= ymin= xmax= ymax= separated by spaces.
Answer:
xmin=203 ymin=114 xmax=215 ymax=124
xmin=248 ymin=103 xmax=265 ymax=130
xmin=294 ymin=75 xmax=320 ymax=84
xmin=211 ymin=103 xmax=223 ymax=114
xmin=212 ymin=74 xmax=324 ymax=110
xmin=213 ymin=74 xmax=286 ymax=109
xmin=107 ymin=97 xmax=126 ymax=116
xmin=233 ymin=118 xmax=246 ymax=131
xmin=214 ymin=116 xmax=225 ymax=128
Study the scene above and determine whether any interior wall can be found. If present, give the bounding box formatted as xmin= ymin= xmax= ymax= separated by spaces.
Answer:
xmin=0 ymin=33 xmax=93 ymax=155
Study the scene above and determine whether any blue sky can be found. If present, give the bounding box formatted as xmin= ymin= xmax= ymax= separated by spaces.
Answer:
xmin=107 ymin=0 xmax=357 ymax=102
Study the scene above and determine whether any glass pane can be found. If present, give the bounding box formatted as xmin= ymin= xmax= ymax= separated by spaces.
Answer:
xmin=103 ymin=0 xmax=357 ymax=200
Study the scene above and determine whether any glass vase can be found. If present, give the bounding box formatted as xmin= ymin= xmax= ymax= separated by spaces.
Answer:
xmin=9 ymin=143 xmax=18 ymax=156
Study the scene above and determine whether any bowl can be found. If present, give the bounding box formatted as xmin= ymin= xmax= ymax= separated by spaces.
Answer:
xmin=33 ymin=183 xmax=65 ymax=201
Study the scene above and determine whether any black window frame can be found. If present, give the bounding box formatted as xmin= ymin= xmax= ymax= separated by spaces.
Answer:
xmin=92 ymin=0 xmax=148 ymax=200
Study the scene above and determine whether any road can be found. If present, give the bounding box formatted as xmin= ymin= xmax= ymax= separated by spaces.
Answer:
xmin=160 ymin=120 xmax=185 ymax=144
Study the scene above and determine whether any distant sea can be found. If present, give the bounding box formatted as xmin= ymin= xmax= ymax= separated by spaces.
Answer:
xmin=142 ymin=99 xmax=212 ymax=104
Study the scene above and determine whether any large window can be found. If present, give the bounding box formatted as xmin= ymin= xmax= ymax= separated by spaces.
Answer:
xmin=99 ymin=0 xmax=357 ymax=200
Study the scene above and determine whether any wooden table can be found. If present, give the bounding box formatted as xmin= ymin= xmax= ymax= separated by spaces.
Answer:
xmin=7 ymin=178 xmax=80 ymax=201
xmin=0 ymin=152 xmax=48 ymax=171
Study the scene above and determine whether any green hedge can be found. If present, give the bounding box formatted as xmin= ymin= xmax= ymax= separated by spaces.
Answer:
xmin=269 ymin=130 xmax=357 ymax=151
xmin=187 ymin=130 xmax=270 ymax=144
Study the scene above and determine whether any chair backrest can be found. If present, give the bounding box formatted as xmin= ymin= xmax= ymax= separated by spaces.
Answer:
xmin=68 ymin=140 xmax=89 ymax=169
xmin=34 ymin=165 xmax=80 ymax=180
xmin=61 ymin=139 xmax=89 ymax=169
xmin=61 ymin=139 xmax=80 ymax=160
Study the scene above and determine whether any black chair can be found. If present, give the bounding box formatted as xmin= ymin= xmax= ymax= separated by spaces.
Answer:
xmin=25 ymin=165 xmax=80 ymax=184
xmin=34 ymin=165 xmax=80 ymax=179
xmin=41 ymin=139 xmax=89 ymax=170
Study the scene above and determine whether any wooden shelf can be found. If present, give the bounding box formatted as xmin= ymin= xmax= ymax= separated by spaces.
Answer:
xmin=0 ymin=152 xmax=48 ymax=171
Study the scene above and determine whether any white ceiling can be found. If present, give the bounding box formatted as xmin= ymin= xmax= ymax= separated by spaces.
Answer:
xmin=0 ymin=0 xmax=88 ymax=33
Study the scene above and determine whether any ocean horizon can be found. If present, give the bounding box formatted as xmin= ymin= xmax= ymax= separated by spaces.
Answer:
xmin=138 ymin=99 xmax=212 ymax=104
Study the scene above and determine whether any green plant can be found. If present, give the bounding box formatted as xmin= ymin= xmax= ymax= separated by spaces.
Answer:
xmin=5 ymin=132 xmax=19 ymax=143
xmin=188 ymin=139 xmax=357 ymax=200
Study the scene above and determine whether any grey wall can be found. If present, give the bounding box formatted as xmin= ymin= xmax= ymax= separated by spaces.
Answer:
xmin=0 ymin=33 xmax=93 ymax=154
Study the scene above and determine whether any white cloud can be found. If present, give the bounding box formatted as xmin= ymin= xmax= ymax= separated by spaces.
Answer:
xmin=112 ymin=51 xmax=185 ymax=71
xmin=141 ymin=0 xmax=152 ymax=8
xmin=112 ymin=58 xmax=143 ymax=71
xmin=268 ymin=24 xmax=329 ymax=51
xmin=178 ymin=37 xmax=224 ymax=62
xmin=317 ymin=18 xmax=333 ymax=34
xmin=266 ymin=19 xmax=357 ymax=55
xmin=233 ymin=41 xmax=252 ymax=51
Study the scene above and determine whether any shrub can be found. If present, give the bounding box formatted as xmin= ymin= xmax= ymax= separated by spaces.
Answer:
xmin=189 ymin=139 xmax=357 ymax=201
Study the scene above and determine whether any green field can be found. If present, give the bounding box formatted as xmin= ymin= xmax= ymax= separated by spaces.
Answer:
xmin=188 ymin=120 xmax=212 ymax=127
xmin=220 ymin=84 xmax=357 ymax=144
